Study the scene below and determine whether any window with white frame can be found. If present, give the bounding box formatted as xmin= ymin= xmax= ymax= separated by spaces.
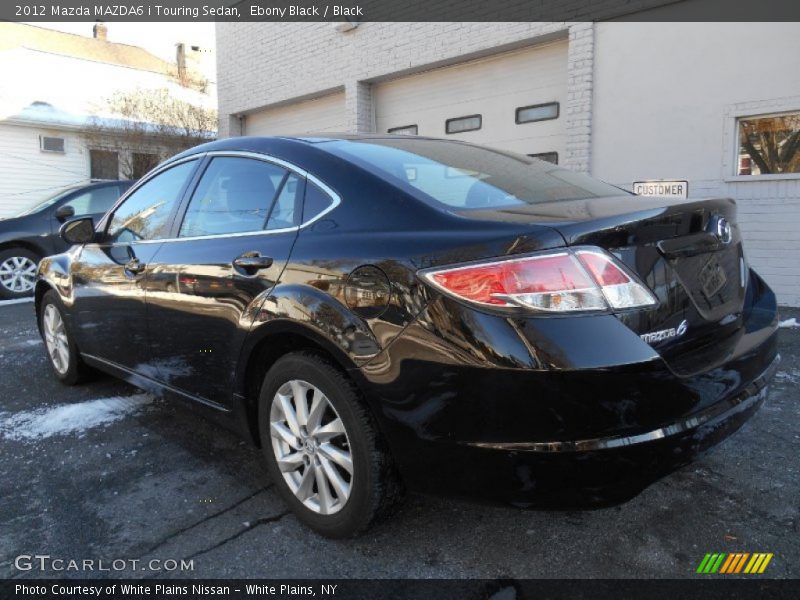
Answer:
xmin=737 ymin=111 xmax=800 ymax=175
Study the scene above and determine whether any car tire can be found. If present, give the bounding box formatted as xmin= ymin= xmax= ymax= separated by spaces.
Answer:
xmin=39 ymin=290 xmax=91 ymax=385
xmin=0 ymin=247 xmax=40 ymax=300
xmin=258 ymin=352 xmax=403 ymax=538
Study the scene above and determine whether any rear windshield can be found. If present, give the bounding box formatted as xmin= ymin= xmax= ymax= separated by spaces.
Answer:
xmin=324 ymin=138 xmax=627 ymax=210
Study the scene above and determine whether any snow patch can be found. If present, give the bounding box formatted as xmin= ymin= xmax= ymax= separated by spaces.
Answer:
xmin=779 ymin=318 xmax=799 ymax=329
xmin=0 ymin=394 xmax=154 ymax=441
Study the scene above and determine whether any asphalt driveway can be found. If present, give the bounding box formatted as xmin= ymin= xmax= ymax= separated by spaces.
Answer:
xmin=1 ymin=300 xmax=798 ymax=579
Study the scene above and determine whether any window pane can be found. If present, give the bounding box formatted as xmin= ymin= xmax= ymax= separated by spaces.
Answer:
xmin=90 ymin=150 xmax=119 ymax=180
xmin=180 ymin=157 xmax=287 ymax=237
xmin=266 ymin=173 xmax=303 ymax=230
xmin=40 ymin=136 xmax=65 ymax=153
xmin=446 ymin=115 xmax=481 ymax=134
xmin=108 ymin=160 xmax=196 ymax=243
xmin=388 ymin=125 xmax=418 ymax=135
xmin=301 ymin=181 xmax=334 ymax=223
xmin=62 ymin=192 xmax=92 ymax=216
xmin=738 ymin=112 xmax=800 ymax=175
xmin=516 ymin=102 xmax=559 ymax=124
xmin=528 ymin=152 xmax=559 ymax=165
xmin=63 ymin=186 xmax=121 ymax=216
xmin=132 ymin=153 xmax=160 ymax=179
xmin=326 ymin=138 xmax=625 ymax=209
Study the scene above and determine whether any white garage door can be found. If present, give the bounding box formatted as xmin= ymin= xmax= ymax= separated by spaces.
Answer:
xmin=375 ymin=39 xmax=568 ymax=161
xmin=245 ymin=92 xmax=345 ymax=136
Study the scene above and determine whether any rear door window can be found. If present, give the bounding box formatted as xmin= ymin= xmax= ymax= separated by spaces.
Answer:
xmin=179 ymin=157 xmax=288 ymax=237
xmin=265 ymin=173 xmax=304 ymax=230
xmin=301 ymin=181 xmax=335 ymax=223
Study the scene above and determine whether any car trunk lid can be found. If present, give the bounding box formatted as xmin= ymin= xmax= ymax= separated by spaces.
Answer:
xmin=459 ymin=196 xmax=748 ymax=374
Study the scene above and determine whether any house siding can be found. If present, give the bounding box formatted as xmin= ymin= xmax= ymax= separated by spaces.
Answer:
xmin=0 ymin=123 xmax=90 ymax=217
xmin=593 ymin=22 xmax=800 ymax=306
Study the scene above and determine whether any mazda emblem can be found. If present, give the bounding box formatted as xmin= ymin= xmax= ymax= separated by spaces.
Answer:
xmin=710 ymin=216 xmax=732 ymax=244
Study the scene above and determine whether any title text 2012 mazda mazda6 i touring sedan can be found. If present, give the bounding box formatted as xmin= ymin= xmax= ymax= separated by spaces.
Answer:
xmin=36 ymin=135 xmax=779 ymax=537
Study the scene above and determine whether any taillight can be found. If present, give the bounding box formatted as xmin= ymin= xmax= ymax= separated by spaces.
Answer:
xmin=421 ymin=247 xmax=657 ymax=313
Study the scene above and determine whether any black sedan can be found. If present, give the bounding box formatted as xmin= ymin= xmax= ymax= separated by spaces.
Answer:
xmin=36 ymin=136 xmax=779 ymax=537
xmin=0 ymin=180 xmax=133 ymax=299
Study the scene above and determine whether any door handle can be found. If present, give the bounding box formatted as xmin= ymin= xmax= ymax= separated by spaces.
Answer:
xmin=233 ymin=252 xmax=273 ymax=274
xmin=125 ymin=258 xmax=146 ymax=274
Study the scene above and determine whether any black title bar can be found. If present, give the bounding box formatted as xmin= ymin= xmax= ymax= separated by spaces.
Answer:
xmin=4 ymin=0 xmax=800 ymax=22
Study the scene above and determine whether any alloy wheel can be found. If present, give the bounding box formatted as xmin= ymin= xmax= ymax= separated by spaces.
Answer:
xmin=0 ymin=256 xmax=37 ymax=293
xmin=269 ymin=379 xmax=353 ymax=515
xmin=43 ymin=304 xmax=70 ymax=375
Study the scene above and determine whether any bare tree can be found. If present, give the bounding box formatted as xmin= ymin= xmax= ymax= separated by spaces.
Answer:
xmin=739 ymin=114 xmax=800 ymax=175
xmin=83 ymin=88 xmax=217 ymax=179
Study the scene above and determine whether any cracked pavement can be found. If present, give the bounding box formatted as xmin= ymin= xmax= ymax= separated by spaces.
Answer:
xmin=0 ymin=301 xmax=798 ymax=579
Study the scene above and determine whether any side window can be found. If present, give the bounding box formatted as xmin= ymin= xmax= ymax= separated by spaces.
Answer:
xmin=265 ymin=173 xmax=303 ymax=230
xmin=61 ymin=192 xmax=92 ymax=216
xmin=63 ymin=186 xmax=121 ymax=217
xmin=107 ymin=160 xmax=197 ymax=243
xmin=179 ymin=157 xmax=287 ymax=237
xmin=302 ymin=181 xmax=335 ymax=223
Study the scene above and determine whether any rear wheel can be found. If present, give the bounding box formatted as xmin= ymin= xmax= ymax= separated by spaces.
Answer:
xmin=258 ymin=352 xmax=402 ymax=537
xmin=40 ymin=290 xmax=90 ymax=385
xmin=0 ymin=248 xmax=39 ymax=299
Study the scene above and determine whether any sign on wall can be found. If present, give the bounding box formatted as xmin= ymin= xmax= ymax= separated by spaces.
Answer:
xmin=632 ymin=180 xmax=689 ymax=199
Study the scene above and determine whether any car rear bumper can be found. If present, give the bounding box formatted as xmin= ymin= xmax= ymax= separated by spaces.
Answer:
xmin=468 ymin=352 xmax=779 ymax=455
xmin=357 ymin=273 xmax=780 ymax=506
xmin=363 ymin=348 xmax=777 ymax=507
xmin=463 ymin=353 xmax=777 ymax=507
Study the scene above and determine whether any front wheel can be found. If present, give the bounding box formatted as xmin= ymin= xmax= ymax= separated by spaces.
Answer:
xmin=0 ymin=248 xmax=40 ymax=299
xmin=258 ymin=352 xmax=403 ymax=537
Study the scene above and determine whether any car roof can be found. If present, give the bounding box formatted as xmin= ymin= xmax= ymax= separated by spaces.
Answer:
xmin=165 ymin=134 xmax=471 ymax=167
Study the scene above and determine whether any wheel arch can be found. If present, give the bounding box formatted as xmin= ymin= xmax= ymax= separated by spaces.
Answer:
xmin=237 ymin=321 xmax=368 ymax=447
xmin=34 ymin=280 xmax=54 ymax=329
xmin=0 ymin=239 xmax=48 ymax=259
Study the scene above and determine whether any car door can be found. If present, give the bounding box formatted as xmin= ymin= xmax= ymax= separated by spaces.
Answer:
xmin=144 ymin=154 xmax=303 ymax=406
xmin=71 ymin=160 xmax=200 ymax=373
xmin=51 ymin=184 xmax=129 ymax=253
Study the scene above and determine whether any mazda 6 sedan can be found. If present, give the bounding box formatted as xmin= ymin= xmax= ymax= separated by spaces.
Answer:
xmin=36 ymin=135 xmax=779 ymax=537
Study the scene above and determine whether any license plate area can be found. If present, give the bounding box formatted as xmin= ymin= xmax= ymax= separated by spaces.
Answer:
xmin=699 ymin=255 xmax=727 ymax=298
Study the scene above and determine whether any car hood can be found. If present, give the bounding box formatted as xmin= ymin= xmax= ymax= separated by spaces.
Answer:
xmin=0 ymin=213 xmax=41 ymax=238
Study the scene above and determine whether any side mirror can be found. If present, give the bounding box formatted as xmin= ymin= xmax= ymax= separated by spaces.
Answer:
xmin=60 ymin=217 xmax=96 ymax=246
xmin=54 ymin=205 xmax=75 ymax=221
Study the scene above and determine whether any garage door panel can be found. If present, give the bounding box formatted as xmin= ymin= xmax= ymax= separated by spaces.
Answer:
xmin=376 ymin=39 xmax=567 ymax=159
xmin=246 ymin=92 xmax=345 ymax=136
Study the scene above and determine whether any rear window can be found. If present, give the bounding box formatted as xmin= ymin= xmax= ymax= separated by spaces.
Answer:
xmin=324 ymin=138 xmax=626 ymax=210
